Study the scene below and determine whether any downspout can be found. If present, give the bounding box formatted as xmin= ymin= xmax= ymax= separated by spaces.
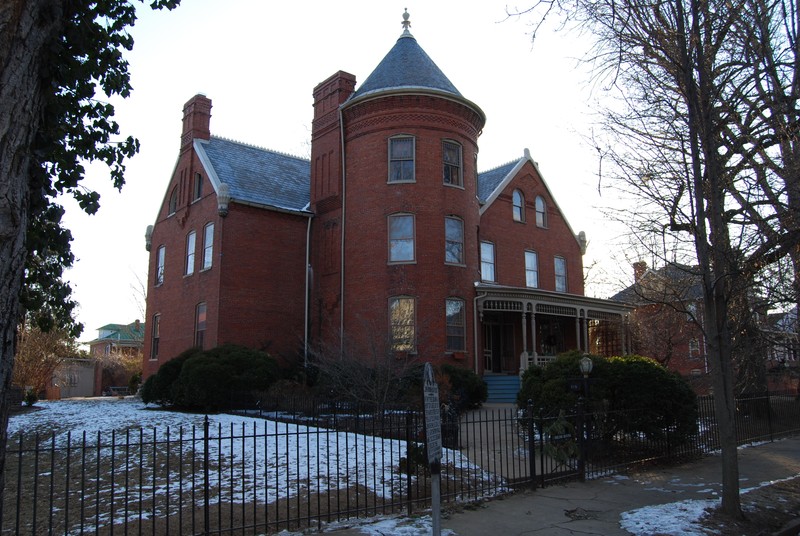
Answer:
xmin=304 ymin=214 xmax=312 ymax=367
xmin=339 ymin=108 xmax=346 ymax=355
xmin=473 ymin=291 xmax=486 ymax=375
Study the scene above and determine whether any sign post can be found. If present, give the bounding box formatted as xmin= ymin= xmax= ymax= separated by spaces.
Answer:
xmin=423 ymin=363 xmax=442 ymax=536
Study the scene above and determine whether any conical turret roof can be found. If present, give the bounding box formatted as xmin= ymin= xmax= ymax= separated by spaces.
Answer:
xmin=351 ymin=31 xmax=462 ymax=100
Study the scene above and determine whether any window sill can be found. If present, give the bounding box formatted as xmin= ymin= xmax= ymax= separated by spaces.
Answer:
xmin=443 ymin=182 xmax=465 ymax=190
xmin=445 ymin=262 xmax=466 ymax=268
xmin=388 ymin=260 xmax=417 ymax=265
xmin=387 ymin=180 xmax=416 ymax=185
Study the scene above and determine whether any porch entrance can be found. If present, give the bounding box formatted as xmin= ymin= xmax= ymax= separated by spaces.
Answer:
xmin=483 ymin=314 xmax=515 ymax=373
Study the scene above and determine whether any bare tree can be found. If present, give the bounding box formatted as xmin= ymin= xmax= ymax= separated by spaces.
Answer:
xmin=13 ymin=322 xmax=80 ymax=396
xmin=513 ymin=0 xmax=799 ymax=517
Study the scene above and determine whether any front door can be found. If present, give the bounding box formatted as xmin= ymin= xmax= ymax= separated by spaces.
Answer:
xmin=483 ymin=319 xmax=515 ymax=373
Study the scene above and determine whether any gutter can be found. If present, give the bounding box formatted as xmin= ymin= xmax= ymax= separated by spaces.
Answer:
xmin=339 ymin=108 xmax=346 ymax=355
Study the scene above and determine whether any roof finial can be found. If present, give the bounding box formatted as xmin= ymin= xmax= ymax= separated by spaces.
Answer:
xmin=401 ymin=8 xmax=412 ymax=36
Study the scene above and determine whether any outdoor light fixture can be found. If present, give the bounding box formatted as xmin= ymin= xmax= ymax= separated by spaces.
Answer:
xmin=579 ymin=355 xmax=593 ymax=378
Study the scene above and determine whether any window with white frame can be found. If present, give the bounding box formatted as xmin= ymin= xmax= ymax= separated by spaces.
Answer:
xmin=195 ymin=302 xmax=207 ymax=349
xmin=156 ymin=245 xmax=165 ymax=286
xmin=554 ymin=256 xmax=567 ymax=292
xmin=150 ymin=314 xmax=160 ymax=360
xmin=535 ymin=196 xmax=548 ymax=228
xmin=446 ymin=298 xmax=466 ymax=351
xmin=445 ymin=216 xmax=464 ymax=264
xmin=202 ymin=222 xmax=214 ymax=270
xmin=388 ymin=214 xmax=415 ymax=262
xmin=481 ymin=241 xmax=496 ymax=282
xmin=689 ymin=338 xmax=700 ymax=358
xmin=389 ymin=297 xmax=415 ymax=352
xmin=389 ymin=136 xmax=415 ymax=182
xmin=525 ymin=250 xmax=539 ymax=288
xmin=513 ymin=190 xmax=525 ymax=222
xmin=185 ymin=231 xmax=196 ymax=275
xmin=168 ymin=187 xmax=178 ymax=215
xmin=442 ymin=141 xmax=462 ymax=186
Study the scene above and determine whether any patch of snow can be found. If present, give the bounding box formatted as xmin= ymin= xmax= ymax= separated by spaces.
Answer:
xmin=620 ymin=498 xmax=715 ymax=536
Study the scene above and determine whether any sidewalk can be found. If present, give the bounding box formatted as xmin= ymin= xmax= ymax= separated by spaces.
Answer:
xmin=325 ymin=436 xmax=800 ymax=535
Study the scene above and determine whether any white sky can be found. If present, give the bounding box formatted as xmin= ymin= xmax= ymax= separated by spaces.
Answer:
xmin=62 ymin=1 xmax=631 ymax=340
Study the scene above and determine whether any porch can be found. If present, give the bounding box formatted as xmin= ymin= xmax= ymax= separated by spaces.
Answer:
xmin=474 ymin=285 xmax=631 ymax=394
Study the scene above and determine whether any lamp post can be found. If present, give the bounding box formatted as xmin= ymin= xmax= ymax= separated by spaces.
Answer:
xmin=578 ymin=355 xmax=593 ymax=481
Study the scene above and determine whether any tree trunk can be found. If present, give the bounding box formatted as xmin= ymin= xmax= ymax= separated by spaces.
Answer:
xmin=0 ymin=0 xmax=64 ymax=510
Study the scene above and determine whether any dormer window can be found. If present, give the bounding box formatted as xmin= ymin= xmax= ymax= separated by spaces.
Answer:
xmin=389 ymin=136 xmax=415 ymax=182
xmin=443 ymin=141 xmax=462 ymax=187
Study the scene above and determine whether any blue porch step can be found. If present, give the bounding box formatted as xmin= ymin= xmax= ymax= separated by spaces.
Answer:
xmin=483 ymin=374 xmax=521 ymax=404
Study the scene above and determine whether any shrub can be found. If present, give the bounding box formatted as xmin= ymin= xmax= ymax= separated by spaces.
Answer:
xmin=441 ymin=364 xmax=487 ymax=412
xmin=141 ymin=345 xmax=279 ymax=412
xmin=518 ymin=350 xmax=697 ymax=444
xmin=24 ymin=389 xmax=38 ymax=407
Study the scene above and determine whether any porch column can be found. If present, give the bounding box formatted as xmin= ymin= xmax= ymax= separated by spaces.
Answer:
xmin=530 ymin=309 xmax=537 ymax=361
xmin=575 ymin=316 xmax=581 ymax=354
xmin=520 ymin=311 xmax=528 ymax=375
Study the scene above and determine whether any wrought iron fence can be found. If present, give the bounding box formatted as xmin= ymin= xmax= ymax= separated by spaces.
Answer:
xmin=3 ymin=390 xmax=799 ymax=535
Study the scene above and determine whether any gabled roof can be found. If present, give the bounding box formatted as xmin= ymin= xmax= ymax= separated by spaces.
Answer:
xmin=195 ymin=137 xmax=311 ymax=214
xmin=477 ymin=160 xmax=518 ymax=203
xmin=611 ymin=263 xmax=704 ymax=304
xmin=351 ymin=31 xmax=461 ymax=101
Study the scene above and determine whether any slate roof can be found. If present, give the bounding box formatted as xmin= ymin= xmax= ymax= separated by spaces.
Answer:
xmin=351 ymin=32 xmax=462 ymax=100
xmin=197 ymin=137 xmax=311 ymax=213
xmin=477 ymin=160 xmax=520 ymax=203
xmin=610 ymin=263 xmax=704 ymax=304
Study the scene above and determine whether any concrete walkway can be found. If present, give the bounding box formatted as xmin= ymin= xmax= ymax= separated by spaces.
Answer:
xmin=327 ymin=436 xmax=800 ymax=535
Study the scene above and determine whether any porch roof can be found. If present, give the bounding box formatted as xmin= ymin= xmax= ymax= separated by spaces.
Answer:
xmin=474 ymin=284 xmax=632 ymax=318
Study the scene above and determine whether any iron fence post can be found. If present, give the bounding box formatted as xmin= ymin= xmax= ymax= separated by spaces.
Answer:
xmin=405 ymin=410 xmax=413 ymax=516
xmin=203 ymin=415 xmax=210 ymax=535
xmin=527 ymin=400 xmax=536 ymax=488
xmin=578 ymin=396 xmax=586 ymax=482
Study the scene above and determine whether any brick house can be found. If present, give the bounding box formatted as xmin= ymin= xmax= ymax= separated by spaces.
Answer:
xmin=142 ymin=12 xmax=630 ymax=398
xmin=612 ymin=262 xmax=799 ymax=393
xmin=85 ymin=321 xmax=145 ymax=395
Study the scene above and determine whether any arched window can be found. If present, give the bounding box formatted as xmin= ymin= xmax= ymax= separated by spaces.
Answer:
xmin=512 ymin=190 xmax=525 ymax=222
xmin=442 ymin=140 xmax=462 ymax=187
xmin=150 ymin=314 xmax=160 ymax=360
xmin=202 ymin=222 xmax=214 ymax=270
xmin=389 ymin=296 xmax=416 ymax=352
xmin=445 ymin=298 xmax=466 ymax=351
xmin=185 ymin=231 xmax=196 ymax=275
xmin=168 ymin=187 xmax=178 ymax=215
xmin=535 ymin=196 xmax=547 ymax=228
xmin=388 ymin=136 xmax=415 ymax=182
xmin=388 ymin=213 xmax=415 ymax=262
xmin=445 ymin=216 xmax=464 ymax=264
xmin=155 ymin=245 xmax=166 ymax=285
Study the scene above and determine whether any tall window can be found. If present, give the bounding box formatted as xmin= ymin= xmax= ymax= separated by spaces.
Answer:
xmin=389 ymin=297 xmax=415 ymax=352
xmin=156 ymin=245 xmax=166 ymax=285
xmin=445 ymin=217 xmax=464 ymax=264
xmin=202 ymin=223 xmax=214 ymax=270
xmin=388 ymin=214 xmax=415 ymax=262
xmin=535 ymin=196 xmax=548 ymax=227
xmin=446 ymin=298 xmax=466 ymax=351
xmin=168 ymin=187 xmax=178 ymax=215
xmin=481 ymin=241 xmax=496 ymax=282
xmin=525 ymin=250 xmax=539 ymax=288
xmin=555 ymin=256 xmax=567 ymax=292
xmin=389 ymin=136 xmax=414 ymax=182
xmin=689 ymin=338 xmax=700 ymax=358
xmin=150 ymin=314 xmax=160 ymax=360
xmin=192 ymin=173 xmax=203 ymax=201
xmin=185 ymin=231 xmax=196 ymax=275
xmin=442 ymin=141 xmax=462 ymax=186
xmin=512 ymin=190 xmax=525 ymax=222
xmin=195 ymin=302 xmax=207 ymax=349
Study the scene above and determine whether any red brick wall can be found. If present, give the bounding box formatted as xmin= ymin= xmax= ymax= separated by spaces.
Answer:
xmin=331 ymin=94 xmax=484 ymax=363
xmin=479 ymin=161 xmax=585 ymax=295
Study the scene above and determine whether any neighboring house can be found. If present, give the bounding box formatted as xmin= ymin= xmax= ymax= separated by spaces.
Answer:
xmin=49 ymin=359 xmax=97 ymax=399
xmin=142 ymin=12 xmax=630 ymax=398
xmin=85 ymin=321 xmax=145 ymax=395
xmin=612 ymin=262 xmax=799 ymax=393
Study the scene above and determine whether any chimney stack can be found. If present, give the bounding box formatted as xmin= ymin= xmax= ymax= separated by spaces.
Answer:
xmin=633 ymin=261 xmax=647 ymax=282
xmin=181 ymin=94 xmax=212 ymax=151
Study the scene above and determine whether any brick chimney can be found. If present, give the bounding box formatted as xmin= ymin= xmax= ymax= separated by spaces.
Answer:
xmin=633 ymin=261 xmax=647 ymax=282
xmin=311 ymin=71 xmax=356 ymax=136
xmin=181 ymin=94 xmax=212 ymax=151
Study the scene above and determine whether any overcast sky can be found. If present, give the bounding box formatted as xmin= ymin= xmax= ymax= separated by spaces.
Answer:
xmin=62 ymin=1 xmax=631 ymax=339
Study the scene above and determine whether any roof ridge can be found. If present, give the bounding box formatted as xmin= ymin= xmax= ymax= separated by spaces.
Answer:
xmin=210 ymin=135 xmax=310 ymax=163
xmin=479 ymin=157 xmax=522 ymax=174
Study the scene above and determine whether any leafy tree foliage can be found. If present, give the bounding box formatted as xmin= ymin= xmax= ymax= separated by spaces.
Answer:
xmin=141 ymin=345 xmax=279 ymax=412
xmin=0 ymin=0 xmax=179 ymax=493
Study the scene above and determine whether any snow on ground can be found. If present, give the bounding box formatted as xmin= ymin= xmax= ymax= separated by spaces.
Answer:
xmin=13 ymin=398 xmax=777 ymax=536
